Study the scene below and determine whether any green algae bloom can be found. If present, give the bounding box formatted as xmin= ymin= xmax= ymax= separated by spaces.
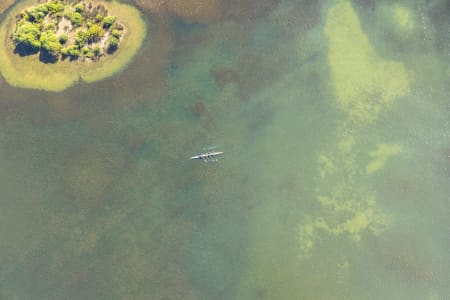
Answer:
xmin=378 ymin=4 xmax=418 ymax=42
xmin=392 ymin=5 xmax=414 ymax=30
xmin=366 ymin=143 xmax=403 ymax=174
xmin=297 ymin=0 xmax=411 ymax=260
xmin=325 ymin=1 xmax=410 ymax=124
xmin=0 ymin=0 xmax=146 ymax=91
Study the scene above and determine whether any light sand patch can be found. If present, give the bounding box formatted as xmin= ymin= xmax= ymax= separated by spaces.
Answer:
xmin=56 ymin=17 xmax=72 ymax=36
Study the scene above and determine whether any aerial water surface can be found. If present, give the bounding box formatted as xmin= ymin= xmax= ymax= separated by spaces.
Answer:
xmin=0 ymin=0 xmax=449 ymax=299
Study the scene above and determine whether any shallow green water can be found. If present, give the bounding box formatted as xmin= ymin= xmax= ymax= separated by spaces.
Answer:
xmin=0 ymin=0 xmax=449 ymax=299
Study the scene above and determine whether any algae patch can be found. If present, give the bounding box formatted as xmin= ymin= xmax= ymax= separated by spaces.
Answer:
xmin=0 ymin=0 xmax=147 ymax=91
xmin=366 ymin=143 xmax=403 ymax=174
xmin=324 ymin=1 xmax=410 ymax=124
xmin=392 ymin=5 xmax=414 ymax=30
xmin=298 ymin=0 xmax=410 ymax=260
xmin=377 ymin=3 xmax=423 ymax=43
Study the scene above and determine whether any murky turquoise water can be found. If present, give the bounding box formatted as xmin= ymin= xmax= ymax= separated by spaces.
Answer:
xmin=0 ymin=0 xmax=449 ymax=299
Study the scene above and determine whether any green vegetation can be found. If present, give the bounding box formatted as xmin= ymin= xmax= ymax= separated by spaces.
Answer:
xmin=40 ymin=30 xmax=62 ymax=57
xmin=111 ymin=29 xmax=121 ymax=39
xmin=74 ymin=29 xmax=87 ymax=45
xmin=59 ymin=33 xmax=68 ymax=44
xmin=85 ymin=24 xmax=102 ymax=42
xmin=74 ymin=2 xmax=84 ymax=12
xmin=12 ymin=21 xmax=41 ymax=50
xmin=107 ymin=36 xmax=119 ymax=52
xmin=61 ymin=44 xmax=81 ymax=58
xmin=10 ymin=0 xmax=126 ymax=63
xmin=92 ymin=45 xmax=102 ymax=57
xmin=94 ymin=13 xmax=104 ymax=23
xmin=102 ymin=15 xmax=115 ymax=28
xmin=69 ymin=11 xmax=84 ymax=27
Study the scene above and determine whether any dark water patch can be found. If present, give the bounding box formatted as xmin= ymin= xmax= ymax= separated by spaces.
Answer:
xmin=170 ymin=18 xmax=209 ymax=65
xmin=425 ymin=0 xmax=450 ymax=50
xmin=173 ymin=15 xmax=208 ymax=32
xmin=240 ymin=96 xmax=275 ymax=138
xmin=182 ymin=197 xmax=247 ymax=299
xmin=163 ymin=157 xmax=252 ymax=300
xmin=122 ymin=130 xmax=156 ymax=162
xmin=204 ymin=20 xmax=295 ymax=101
xmin=133 ymin=0 xmax=279 ymax=24
xmin=189 ymin=100 xmax=208 ymax=117
xmin=273 ymin=0 xmax=324 ymax=37
xmin=0 ymin=166 xmax=173 ymax=299
xmin=210 ymin=53 xmax=291 ymax=101
xmin=114 ymin=15 xmax=172 ymax=106
xmin=222 ymin=0 xmax=280 ymax=23
xmin=352 ymin=0 xmax=441 ymax=59
xmin=363 ymin=233 xmax=443 ymax=293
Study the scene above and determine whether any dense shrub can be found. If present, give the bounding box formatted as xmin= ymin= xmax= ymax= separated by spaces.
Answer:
xmin=62 ymin=45 xmax=81 ymax=57
xmin=74 ymin=3 xmax=84 ymax=13
xmin=102 ymin=16 xmax=115 ymax=28
xmin=59 ymin=33 xmax=68 ymax=44
xmin=68 ymin=46 xmax=81 ymax=57
xmin=12 ymin=21 xmax=41 ymax=50
xmin=70 ymin=12 xmax=84 ymax=27
xmin=26 ymin=10 xmax=46 ymax=22
xmin=28 ymin=4 xmax=49 ymax=20
xmin=19 ymin=11 xmax=30 ymax=21
xmin=40 ymin=30 xmax=62 ymax=56
xmin=44 ymin=21 xmax=57 ymax=31
xmin=85 ymin=24 xmax=103 ymax=42
xmin=61 ymin=47 xmax=68 ymax=56
xmin=74 ymin=29 xmax=87 ymax=45
xmin=111 ymin=29 xmax=120 ymax=39
xmin=107 ymin=36 xmax=119 ymax=52
xmin=46 ymin=1 xmax=65 ymax=13
xmin=93 ymin=45 xmax=102 ymax=56
xmin=94 ymin=13 xmax=103 ymax=23
xmin=35 ymin=4 xmax=49 ymax=14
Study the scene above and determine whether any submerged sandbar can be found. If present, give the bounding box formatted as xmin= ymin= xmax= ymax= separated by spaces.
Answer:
xmin=0 ymin=0 xmax=146 ymax=91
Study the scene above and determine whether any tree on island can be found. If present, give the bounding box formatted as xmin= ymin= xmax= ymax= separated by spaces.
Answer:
xmin=107 ymin=36 xmax=119 ymax=52
xmin=85 ymin=24 xmax=102 ymax=42
xmin=12 ymin=21 xmax=41 ymax=52
xmin=102 ymin=15 xmax=115 ymax=28
xmin=40 ymin=30 xmax=62 ymax=58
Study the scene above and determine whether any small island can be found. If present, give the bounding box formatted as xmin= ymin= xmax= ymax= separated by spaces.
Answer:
xmin=13 ymin=0 xmax=125 ymax=62
xmin=0 ymin=0 xmax=146 ymax=91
